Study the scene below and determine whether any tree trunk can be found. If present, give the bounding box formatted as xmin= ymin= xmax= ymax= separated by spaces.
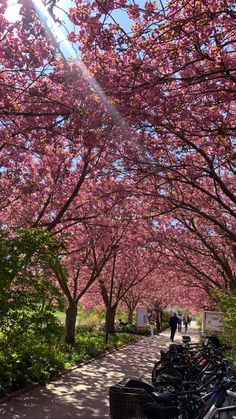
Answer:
xmin=65 ymin=302 xmax=78 ymax=345
xmin=106 ymin=305 xmax=117 ymax=334
xmin=160 ymin=311 xmax=163 ymax=326
xmin=156 ymin=312 xmax=161 ymax=334
xmin=128 ymin=307 xmax=134 ymax=324
xmin=229 ymin=281 xmax=236 ymax=294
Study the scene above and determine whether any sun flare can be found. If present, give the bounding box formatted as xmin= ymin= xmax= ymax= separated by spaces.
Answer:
xmin=4 ymin=0 xmax=22 ymax=22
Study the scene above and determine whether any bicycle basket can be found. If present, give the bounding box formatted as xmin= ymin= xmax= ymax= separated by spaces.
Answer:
xmin=109 ymin=385 xmax=154 ymax=419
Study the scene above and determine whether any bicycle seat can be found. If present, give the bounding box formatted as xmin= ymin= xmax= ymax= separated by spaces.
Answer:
xmin=144 ymin=402 xmax=180 ymax=419
xmin=182 ymin=335 xmax=191 ymax=342
xmin=169 ymin=344 xmax=184 ymax=350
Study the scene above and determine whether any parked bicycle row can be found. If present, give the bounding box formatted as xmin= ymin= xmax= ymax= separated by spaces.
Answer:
xmin=109 ymin=335 xmax=236 ymax=418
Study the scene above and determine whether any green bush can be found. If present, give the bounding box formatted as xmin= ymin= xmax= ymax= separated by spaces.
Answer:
xmin=215 ymin=291 xmax=236 ymax=372
xmin=0 ymin=342 xmax=66 ymax=397
xmin=0 ymin=228 xmax=68 ymax=396
xmin=117 ymin=324 xmax=137 ymax=334
xmin=195 ymin=316 xmax=202 ymax=329
xmin=0 ymin=306 xmax=65 ymax=397
xmin=0 ymin=230 xmax=140 ymax=396
xmin=65 ymin=331 xmax=140 ymax=364
xmin=76 ymin=307 xmax=105 ymax=332
xmin=0 ymin=325 xmax=140 ymax=396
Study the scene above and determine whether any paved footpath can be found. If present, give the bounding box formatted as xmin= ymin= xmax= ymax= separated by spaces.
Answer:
xmin=0 ymin=322 xmax=199 ymax=419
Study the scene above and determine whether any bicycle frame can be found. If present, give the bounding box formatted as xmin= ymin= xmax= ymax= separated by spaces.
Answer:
xmin=202 ymin=397 xmax=236 ymax=419
xmin=192 ymin=386 xmax=236 ymax=419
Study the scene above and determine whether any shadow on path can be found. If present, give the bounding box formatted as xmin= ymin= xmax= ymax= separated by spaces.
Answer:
xmin=0 ymin=323 xmax=199 ymax=418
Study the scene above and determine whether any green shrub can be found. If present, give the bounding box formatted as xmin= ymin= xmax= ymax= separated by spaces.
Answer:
xmin=0 ymin=325 xmax=140 ymax=396
xmin=76 ymin=308 xmax=104 ymax=332
xmin=0 ymin=229 xmax=140 ymax=396
xmin=214 ymin=291 xmax=236 ymax=371
xmin=117 ymin=324 xmax=136 ymax=334
xmin=0 ymin=342 xmax=66 ymax=397
xmin=66 ymin=331 xmax=140 ymax=364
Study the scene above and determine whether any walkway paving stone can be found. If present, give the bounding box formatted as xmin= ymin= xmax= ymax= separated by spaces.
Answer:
xmin=0 ymin=322 xmax=199 ymax=418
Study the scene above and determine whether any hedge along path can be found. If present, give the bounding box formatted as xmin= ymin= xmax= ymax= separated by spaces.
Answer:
xmin=0 ymin=322 xmax=200 ymax=419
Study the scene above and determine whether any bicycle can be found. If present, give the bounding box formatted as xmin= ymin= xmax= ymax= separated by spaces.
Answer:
xmin=144 ymin=379 xmax=236 ymax=419
xmin=152 ymin=336 xmax=226 ymax=387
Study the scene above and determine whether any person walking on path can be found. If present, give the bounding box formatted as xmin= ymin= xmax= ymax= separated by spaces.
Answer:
xmin=169 ymin=312 xmax=179 ymax=341
xmin=149 ymin=310 xmax=155 ymax=336
xmin=177 ymin=313 xmax=182 ymax=332
xmin=183 ymin=316 xmax=188 ymax=333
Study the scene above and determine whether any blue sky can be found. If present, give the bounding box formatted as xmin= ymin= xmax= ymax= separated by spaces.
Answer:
xmin=5 ymin=0 xmax=166 ymax=59
xmin=54 ymin=0 xmax=135 ymax=33
xmin=53 ymin=0 xmax=165 ymax=57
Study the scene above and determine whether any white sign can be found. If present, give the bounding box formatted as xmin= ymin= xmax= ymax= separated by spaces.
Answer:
xmin=137 ymin=308 xmax=148 ymax=328
xmin=202 ymin=311 xmax=223 ymax=332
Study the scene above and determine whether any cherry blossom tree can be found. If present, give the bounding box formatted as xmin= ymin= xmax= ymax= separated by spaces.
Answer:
xmin=67 ymin=0 xmax=236 ymax=297
xmin=99 ymin=242 xmax=157 ymax=333
xmin=1 ymin=0 xmax=235 ymax=346
xmin=0 ymin=2 xmax=136 ymax=343
xmin=122 ymin=284 xmax=147 ymax=325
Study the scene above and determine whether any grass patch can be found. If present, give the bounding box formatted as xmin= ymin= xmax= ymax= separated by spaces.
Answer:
xmin=0 ymin=331 xmax=140 ymax=397
xmin=67 ymin=332 xmax=140 ymax=364
xmin=0 ymin=306 xmax=139 ymax=396
xmin=55 ymin=311 xmax=66 ymax=324
xmin=55 ymin=307 xmax=106 ymax=330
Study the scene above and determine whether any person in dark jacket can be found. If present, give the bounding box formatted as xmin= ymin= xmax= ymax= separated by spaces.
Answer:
xmin=169 ymin=313 xmax=179 ymax=341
